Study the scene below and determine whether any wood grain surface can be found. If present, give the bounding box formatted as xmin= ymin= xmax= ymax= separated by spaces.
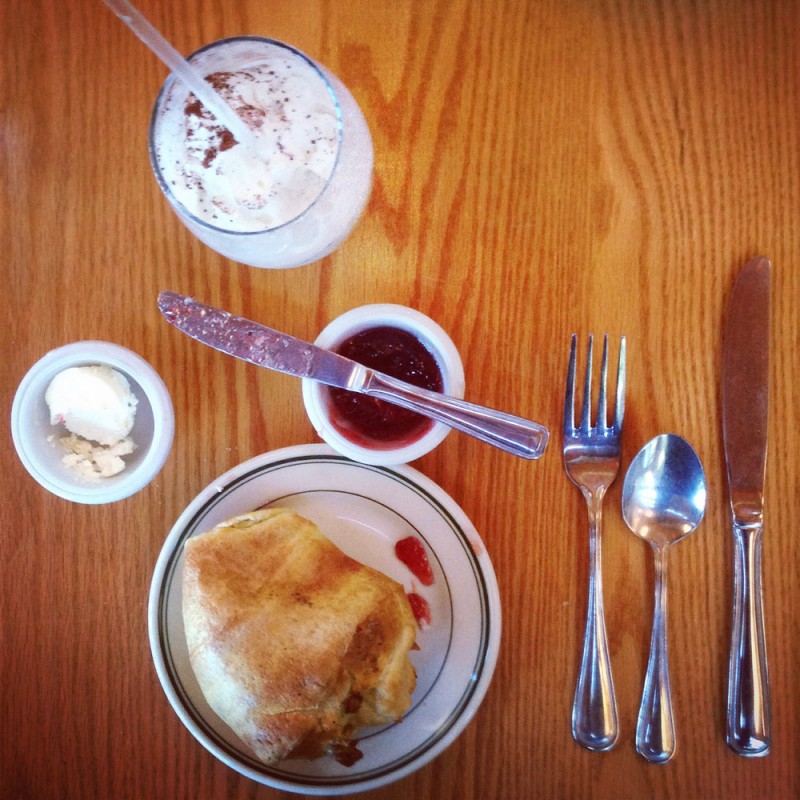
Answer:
xmin=2 ymin=1 xmax=798 ymax=798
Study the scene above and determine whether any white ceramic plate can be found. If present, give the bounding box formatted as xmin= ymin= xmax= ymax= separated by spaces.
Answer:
xmin=148 ymin=444 xmax=500 ymax=795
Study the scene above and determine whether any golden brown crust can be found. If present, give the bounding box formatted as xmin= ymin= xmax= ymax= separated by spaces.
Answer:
xmin=182 ymin=508 xmax=416 ymax=765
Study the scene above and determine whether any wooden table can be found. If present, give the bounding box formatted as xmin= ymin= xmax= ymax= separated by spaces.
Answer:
xmin=3 ymin=1 xmax=798 ymax=798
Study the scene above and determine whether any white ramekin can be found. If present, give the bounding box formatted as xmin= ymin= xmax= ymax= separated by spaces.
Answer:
xmin=11 ymin=341 xmax=175 ymax=504
xmin=302 ymin=304 xmax=465 ymax=466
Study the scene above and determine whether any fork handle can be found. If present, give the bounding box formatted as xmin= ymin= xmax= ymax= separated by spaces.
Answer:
xmin=727 ymin=521 xmax=771 ymax=756
xmin=572 ymin=492 xmax=619 ymax=750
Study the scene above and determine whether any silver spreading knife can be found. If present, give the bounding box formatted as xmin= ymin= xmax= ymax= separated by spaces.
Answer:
xmin=157 ymin=291 xmax=549 ymax=459
xmin=722 ymin=256 xmax=772 ymax=756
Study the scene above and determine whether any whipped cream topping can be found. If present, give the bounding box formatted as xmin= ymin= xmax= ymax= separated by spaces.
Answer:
xmin=154 ymin=57 xmax=340 ymax=232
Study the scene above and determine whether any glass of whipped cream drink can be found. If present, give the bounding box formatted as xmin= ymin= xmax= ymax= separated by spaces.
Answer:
xmin=148 ymin=37 xmax=373 ymax=269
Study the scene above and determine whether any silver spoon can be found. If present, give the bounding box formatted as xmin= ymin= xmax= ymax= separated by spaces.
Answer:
xmin=622 ymin=434 xmax=707 ymax=764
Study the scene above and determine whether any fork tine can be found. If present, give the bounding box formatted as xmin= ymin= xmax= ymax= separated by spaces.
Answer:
xmin=614 ymin=335 xmax=626 ymax=430
xmin=597 ymin=334 xmax=609 ymax=431
xmin=580 ymin=334 xmax=593 ymax=430
xmin=564 ymin=333 xmax=577 ymax=433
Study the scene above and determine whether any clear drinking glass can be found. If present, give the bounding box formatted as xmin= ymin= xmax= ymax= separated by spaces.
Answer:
xmin=148 ymin=36 xmax=373 ymax=269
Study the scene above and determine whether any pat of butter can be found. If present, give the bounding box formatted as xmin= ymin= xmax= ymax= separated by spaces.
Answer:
xmin=45 ymin=365 xmax=138 ymax=446
xmin=45 ymin=365 xmax=140 ymax=482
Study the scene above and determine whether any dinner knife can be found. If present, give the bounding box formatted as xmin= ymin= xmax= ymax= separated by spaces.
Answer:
xmin=157 ymin=291 xmax=549 ymax=459
xmin=722 ymin=256 xmax=772 ymax=757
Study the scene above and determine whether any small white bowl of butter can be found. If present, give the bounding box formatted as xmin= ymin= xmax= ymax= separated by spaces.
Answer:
xmin=11 ymin=341 xmax=174 ymax=504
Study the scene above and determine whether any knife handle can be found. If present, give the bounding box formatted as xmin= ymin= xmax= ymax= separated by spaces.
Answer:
xmin=363 ymin=371 xmax=549 ymax=459
xmin=727 ymin=521 xmax=771 ymax=756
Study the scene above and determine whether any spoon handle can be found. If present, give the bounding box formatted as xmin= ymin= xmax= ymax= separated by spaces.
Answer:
xmin=571 ymin=491 xmax=619 ymax=751
xmin=636 ymin=546 xmax=676 ymax=764
xmin=726 ymin=521 xmax=771 ymax=755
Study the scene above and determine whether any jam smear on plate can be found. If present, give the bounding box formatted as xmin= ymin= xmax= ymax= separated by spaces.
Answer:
xmin=395 ymin=536 xmax=434 ymax=585
xmin=407 ymin=592 xmax=432 ymax=627
xmin=395 ymin=536 xmax=434 ymax=627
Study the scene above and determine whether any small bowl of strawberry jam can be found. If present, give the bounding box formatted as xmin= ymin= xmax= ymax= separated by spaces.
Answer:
xmin=302 ymin=304 xmax=465 ymax=465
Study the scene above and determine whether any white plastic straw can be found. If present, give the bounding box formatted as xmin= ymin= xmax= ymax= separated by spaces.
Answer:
xmin=102 ymin=0 xmax=259 ymax=151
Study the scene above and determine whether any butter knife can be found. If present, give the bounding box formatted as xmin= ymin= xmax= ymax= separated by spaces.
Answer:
xmin=157 ymin=291 xmax=549 ymax=459
xmin=722 ymin=256 xmax=771 ymax=756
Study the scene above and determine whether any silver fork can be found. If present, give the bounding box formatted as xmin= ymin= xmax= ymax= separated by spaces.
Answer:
xmin=563 ymin=333 xmax=626 ymax=751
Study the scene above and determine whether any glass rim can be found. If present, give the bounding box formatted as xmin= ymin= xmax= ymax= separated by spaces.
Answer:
xmin=147 ymin=35 xmax=344 ymax=238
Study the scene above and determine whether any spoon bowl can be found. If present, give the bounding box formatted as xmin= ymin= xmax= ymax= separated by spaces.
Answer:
xmin=622 ymin=433 xmax=706 ymax=764
xmin=622 ymin=434 xmax=707 ymax=548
